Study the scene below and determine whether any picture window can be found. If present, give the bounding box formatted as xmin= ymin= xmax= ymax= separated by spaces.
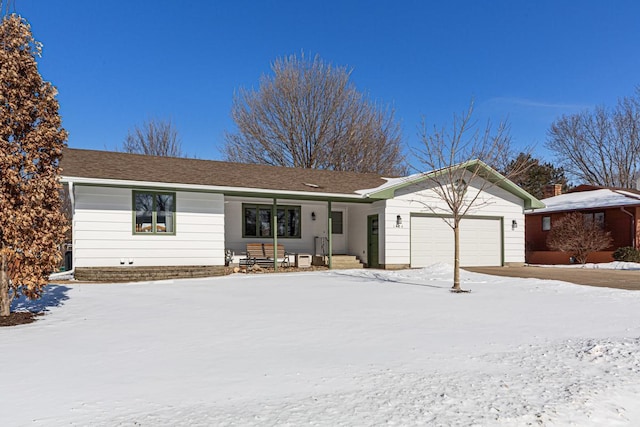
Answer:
xmin=134 ymin=191 xmax=175 ymax=234
xmin=243 ymin=204 xmax=301 ymax=238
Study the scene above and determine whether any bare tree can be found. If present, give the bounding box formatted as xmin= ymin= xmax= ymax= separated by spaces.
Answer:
xmin=546 ymin=90 xmax=640 ymax=188
xmin=122 ymin=119 xmax=183 ymax=157
xmin=546 ymin=212 xmax=613 ymax=264
xmin=224 ymin=53 xmax=406 ymax=175
xmin=0 ymin=14 xmax=68 ymax=316
xmin=415 ymin=100 xmax=529 ymax=292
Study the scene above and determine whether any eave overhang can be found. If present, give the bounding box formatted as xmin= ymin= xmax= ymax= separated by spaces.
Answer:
xmin=361 ymin=159 xmax=545 ymax=210
xmin=61 ymin=176 xmax=376 ymax=203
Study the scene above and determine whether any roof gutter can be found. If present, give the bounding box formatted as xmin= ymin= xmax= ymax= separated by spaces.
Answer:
xmin=60 ymin=176 xmax=369 ymax=202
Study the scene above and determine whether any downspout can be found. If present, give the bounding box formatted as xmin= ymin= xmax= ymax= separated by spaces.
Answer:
xmin=51 ymin=181 xmax=75 ymax=280
xmin=327 ymin=200 xmax=332 ymax=269
xmin=273 ymin=198 xmax=277 ymax=272
xmin=69 ymin=181 xmax=75 ymax=274
xmin=620 ymin=207 xmax=635 ymax=248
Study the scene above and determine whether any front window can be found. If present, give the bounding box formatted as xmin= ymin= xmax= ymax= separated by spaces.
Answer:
xmin=134 ymin=191 xmax=175 ymax=234
xmin=583 ymin=212 xmax=605 ymax=228
xmin=243 ymin=204 xmax=301 ymax=238
xmin=542 ymin=216 xmax=551 ymax=231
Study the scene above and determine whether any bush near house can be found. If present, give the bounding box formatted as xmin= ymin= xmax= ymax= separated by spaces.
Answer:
xmin=546 ymin=212 xmax=613 ymax=264
xmin=612 ymin=247 xmax=640 ymax=263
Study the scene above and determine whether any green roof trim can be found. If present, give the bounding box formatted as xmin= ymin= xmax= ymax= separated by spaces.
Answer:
xmin=365 ymin=159 xmax=545 ymax=209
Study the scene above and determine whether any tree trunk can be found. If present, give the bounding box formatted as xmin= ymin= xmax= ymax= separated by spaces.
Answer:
xmin=452 ymin=224 xmax=461 ymax=291
xmin=0 ymin=249 xmax=10 ymax=316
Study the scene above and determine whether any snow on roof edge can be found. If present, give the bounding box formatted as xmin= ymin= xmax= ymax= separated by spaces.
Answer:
xmin=530 ymin=188 xmax=640 ymax=214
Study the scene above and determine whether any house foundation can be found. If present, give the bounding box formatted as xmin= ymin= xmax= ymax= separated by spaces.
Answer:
xmin=74 ymin=266 xmax=229 ymax=282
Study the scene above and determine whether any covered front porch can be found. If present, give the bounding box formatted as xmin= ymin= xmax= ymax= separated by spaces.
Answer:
xmin=223 ymin=196 xmax=376 ymax=270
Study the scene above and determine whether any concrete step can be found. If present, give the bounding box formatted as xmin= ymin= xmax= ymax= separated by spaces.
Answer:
xmin=332 ymin=263 xmax=364 ymax=269
xmin=326 ymin=255 xmax=364 ymax=269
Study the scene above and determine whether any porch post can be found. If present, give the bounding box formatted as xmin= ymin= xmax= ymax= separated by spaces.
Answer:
xmin=272 ymin=198 xmax=277 ymax=271
xmin=327 ymin=200 xmax=333 ymax=269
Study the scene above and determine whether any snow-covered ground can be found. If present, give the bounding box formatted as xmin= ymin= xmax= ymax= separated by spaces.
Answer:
xmin=534 ymin=261 xmax=640 ymax=270
xmin=2 ymin=264 xmax=640 ymax=426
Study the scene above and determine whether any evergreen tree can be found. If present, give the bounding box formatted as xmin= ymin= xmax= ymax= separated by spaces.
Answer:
xmin=504 ymin=153 xmax=569 ymax=199
xmin=0 ymin=14 xmax=68 ymax=316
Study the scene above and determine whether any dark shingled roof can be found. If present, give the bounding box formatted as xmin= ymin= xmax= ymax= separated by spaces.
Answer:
xmin=60 ymin=148 xmax=389 ymax=196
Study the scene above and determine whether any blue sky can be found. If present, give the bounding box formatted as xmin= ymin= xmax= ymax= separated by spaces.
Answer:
xmin=14 ymin=0 xmax=640 ymax=166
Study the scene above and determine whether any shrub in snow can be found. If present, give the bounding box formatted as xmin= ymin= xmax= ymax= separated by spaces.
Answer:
xmin=546 ymin=212 xmax=613 ymax=264
xmin=612 ymin=247 xmax=640 ymax=263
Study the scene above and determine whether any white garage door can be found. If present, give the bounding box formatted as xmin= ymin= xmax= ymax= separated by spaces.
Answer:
xmin=410 ymin=216 xmax=502 ymax=267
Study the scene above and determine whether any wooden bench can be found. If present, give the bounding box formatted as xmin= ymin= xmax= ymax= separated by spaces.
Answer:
xmin=243 ymin=243 xmax=265 ymax=266
xmin=263 ymin=243 xmax=291 ymax=268
xmin=241 ymin=243 xmax=291 ymax=268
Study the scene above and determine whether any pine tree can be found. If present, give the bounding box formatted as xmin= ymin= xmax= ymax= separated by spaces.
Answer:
xmin=504 ymin=153 xmax=569 ymax=199
xmin=0 ymin=14 xmax=68 ymax=316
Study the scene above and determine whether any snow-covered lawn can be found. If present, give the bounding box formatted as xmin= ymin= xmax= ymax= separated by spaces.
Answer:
xmin=2 ymin=265 xmax=640 ymax=426
xmin=534 ymin=261 xmax=640 ymax=270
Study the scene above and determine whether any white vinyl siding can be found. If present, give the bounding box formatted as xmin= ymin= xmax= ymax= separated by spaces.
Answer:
xmin=345 ymin=202 xmax=386 ymax=265
xmin=73 ymin=186 xmax=225 ymax=267
xmin=381 ymin=177 xmax=525 ymax=267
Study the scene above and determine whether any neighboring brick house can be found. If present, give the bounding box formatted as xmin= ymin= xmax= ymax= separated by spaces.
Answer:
xmin=525 ymin=184 xmax=640 ymax=264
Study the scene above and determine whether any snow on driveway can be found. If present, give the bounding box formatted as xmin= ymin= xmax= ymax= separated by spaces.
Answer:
xmin=2 ymin=264 xmax=640 ymax=426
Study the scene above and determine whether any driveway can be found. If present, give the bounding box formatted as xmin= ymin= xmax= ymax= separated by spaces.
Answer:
xmin=465 ymin=266 xmax=640 ymax=291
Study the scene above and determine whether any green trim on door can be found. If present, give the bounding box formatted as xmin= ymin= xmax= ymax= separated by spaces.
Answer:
xmin=367 ymin=214 xmax=380 ymax=268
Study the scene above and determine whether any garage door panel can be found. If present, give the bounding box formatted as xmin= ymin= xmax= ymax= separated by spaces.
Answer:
xmin=411 ymin=216 xmax=501 ymax=267
xmin=410 ymin=217 xmax=449 ymax=267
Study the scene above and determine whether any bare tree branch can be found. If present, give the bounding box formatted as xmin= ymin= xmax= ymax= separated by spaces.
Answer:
xmin=224 ymin=52 xmax=406 ymax=175
xmin=122 ymin=118 xmax=183 ymax=157
xmin=546 ymin=90 xmax=640 ymax=188
xmin=546 ymin=212 xmax=613 ymax=264
xmin=414 ymin=99 xmax=531 ymax=291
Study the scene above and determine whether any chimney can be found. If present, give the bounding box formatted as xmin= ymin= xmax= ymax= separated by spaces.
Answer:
xmin=543 ymin=184 xmax=563 ymax=198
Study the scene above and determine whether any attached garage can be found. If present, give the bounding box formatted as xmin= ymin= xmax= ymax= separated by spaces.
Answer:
xmin=410 ymin=215 xmax=502 ymax=267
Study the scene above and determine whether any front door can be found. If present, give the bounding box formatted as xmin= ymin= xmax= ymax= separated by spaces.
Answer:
xmin=367 ymin=214 xmax=379 ymax=268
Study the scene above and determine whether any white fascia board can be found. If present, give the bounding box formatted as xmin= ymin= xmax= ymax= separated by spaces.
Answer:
xmin=527 ymin=201 xmax=640 ymax=214
xmin=61 ymin=176 xmax=366 ymax=200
